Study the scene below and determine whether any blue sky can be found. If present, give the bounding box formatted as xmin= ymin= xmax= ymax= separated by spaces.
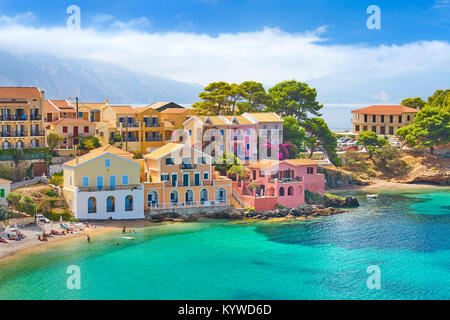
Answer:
xmin=0 ymin=0 xmax=448 ymax=103
xmin=1 ymin=0 xmax=448 ymax=44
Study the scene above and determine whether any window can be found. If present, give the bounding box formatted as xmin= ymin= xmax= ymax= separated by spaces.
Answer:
xmin=183 ymin=173 xmax=189 ymax=187
xmin=109 ymin=176 xmax=116 ymax=189
xmin=125 ymin=195 xmax=133 ymax=211
xmin=363 ymin=125 xmax=368 ymax=131
xmin=217 ymin=188 xmax=226 ymax=202
xmin=189 ymin=130 xmax=192 ymax=136
xmin=69 ymin=176 xmax=72 ymax=186
xmin=96 ymin=176 xmax=104 ymax=190
xmin=372 ymin=115 xmax=376 ymax=122
xmin=263 ymin=125 xmax=267 ymax=129
xmin=147 ymin=191 xmax=158 ymax=207
xmin=170 ymin=191 xmax=178 ymax=204
xmin=381 ymin=115 xmax=384 ymax=123
xmin=200 ymin=189 xmax=208 ymax=203
xmin=355 ymin=125 xmax=360 ymax=132
xmin=246 ymin=129 xmax=251 ymax=135
xmin=398 ymin=116 xmax=402 ymax=123
xmin=203 ymin=172 xmax=209 ymax=180
xmin=63 ymin=126 xmax=68 ymax=133
xmin=407 ymin=115 xmax=411 ymax=121
xmin=220 ymin=130 xmax=224 ymax=136
xmin=107 ymin=196 xmax=115 ymax=213
xmin=84 ymin=126 xmax=89 ymax=133
xmin=390 ymin=115 xmax=394 ymax=123
xmin=105 ymin=159 xmax=111 ymax=168
xmin=171 ymin=173 xmax=178 ymax=187
xmin=88 ymin=197 xmax=96 ymax=213
xmin=389 ymin=126 xmax=394 ymax=135
xmin=122 ymin=175 xmax=129 ymax=185
xmin=82 ymin=176 xmax=89 ymax=187
xmin=275 ymin=125 xmax=278 ymax=130
xmin=198 ymin=157 xmax=206 ymax=164
xmin=185 ymin=190 xmax=194 ymax=204
xmin=161 ymin=174 xmax=170 ymax=181
xmin=259 ymin=170 xmax=265 ymax=177
xmin=364 ymin=115 xmax=368 ymax=122
xmin=279 ymin=187 xmax=285 ymax=196
xmin=246 ymin=144 xmax=250 ymax=150
xmin=194 ymin=173 xmax=200 ymax=186
xmin=307 ymin=167 xmax=314 ymax=174
xmin=220 ymin=145 xmax=224 ymax=151
xmin=288 ymin=187 xmax=294 ymax=196
xmin=372 ymin=126 xmax=377 ymax=133
xmin=165 ymin=158 xmax=174 ymax=165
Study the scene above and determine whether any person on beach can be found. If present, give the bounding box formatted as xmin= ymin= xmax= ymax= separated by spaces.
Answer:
xmin=122 ymin=226 xmax=126 ymax=234
xmin=87 ymin=235 xmax=91 ymax=243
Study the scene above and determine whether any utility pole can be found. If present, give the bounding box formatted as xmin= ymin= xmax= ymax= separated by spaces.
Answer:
xmin=75 ymin=97 xmax=79 ymax=119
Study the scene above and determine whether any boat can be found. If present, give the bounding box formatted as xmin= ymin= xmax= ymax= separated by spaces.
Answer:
xmin=120 ymin=237 xmax=136 ymax=240
xmin=366 ymin=194 xmax=379 ymax=199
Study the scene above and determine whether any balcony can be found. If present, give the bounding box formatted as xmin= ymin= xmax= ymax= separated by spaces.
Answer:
xmin=30 ymin=115 xmax=42 ymax=121
xmin=1 ymin=131 xmax=28 ymax=137
xmin=180 ymin=163 xmax=197 ymax=170
xmin=123 ymin=136 xmax=140 ymax=142
xmin=0 ymin=115 xmax=28 ymax=121
xmin=118 ymin=121 xmax=139 ymax=128
xmin=30 ymin=130 xmax=45 ymax=137
xmin=78 ymin=184 xmax=142 ymax=192
xmin=145 ymin=122 xmax=160 ymax=128
xmin=146 ymin=136 xmax=163 ymax=142
xmin=268 ymin=177 xmax=303 ymax=184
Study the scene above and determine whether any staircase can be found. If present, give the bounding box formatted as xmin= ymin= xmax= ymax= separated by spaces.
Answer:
xmin=231 ymin=189 xmax=246 ymax=208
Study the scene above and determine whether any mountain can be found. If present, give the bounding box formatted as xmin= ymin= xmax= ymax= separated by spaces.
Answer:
xmin=0 ymin=51 xmax=202 ymax=104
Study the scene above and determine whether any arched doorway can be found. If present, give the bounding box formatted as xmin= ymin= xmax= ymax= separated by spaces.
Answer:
xmin=216 ymin=188 xmax=226 ymax=203
xmin=185 ymin=190 xmax=194 ymax=205
xmin=107 ymin=196 xmax=115 ymax=212
xmin=125 ymin=195 xmax=133 ymax=211
xmin=147 ymin=191 xmax=159 ymax=208
xmin=88 ymin=197 xmax=96 ymax=213
xmin=200 ymin=189 xmax=208 ymax=204
xmin=170 ymin=190 xmax=178 ymax=205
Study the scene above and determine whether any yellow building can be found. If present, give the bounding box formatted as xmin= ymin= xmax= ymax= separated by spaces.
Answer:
xmin=63 ymin=145 xmax=144 ymax=220
xmin=142 ymin=143 xmax=231 ymax=211
xmin=352 ymin=105 xmax=419 ymax=136
xmin=95 ymin=103 xmax=194 ymax=153
xmin=0 ymin=87 xmax=45 ymax=149
xmin=44 ymin=99 xmax=77 ymax=123
xmin=77 ymin=101 xmax=108 ymax=122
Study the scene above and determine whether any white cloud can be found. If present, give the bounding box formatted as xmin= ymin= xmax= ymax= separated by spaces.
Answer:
xmin=0 ymin=15 xmax=448 ymax=89
xmin=0 ymin=12 xmax=36 ymax=25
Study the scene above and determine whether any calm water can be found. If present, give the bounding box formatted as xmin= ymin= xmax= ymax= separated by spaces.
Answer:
xmin=0 ymin=189 xmax=449 ymax=300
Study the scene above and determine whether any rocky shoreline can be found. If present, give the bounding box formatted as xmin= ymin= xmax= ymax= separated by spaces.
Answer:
xmin=150 ymin=195 xmax=360 ymax=223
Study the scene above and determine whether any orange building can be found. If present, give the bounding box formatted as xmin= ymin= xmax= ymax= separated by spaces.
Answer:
xmin=142 ymin=143 xmax=231 ymax=210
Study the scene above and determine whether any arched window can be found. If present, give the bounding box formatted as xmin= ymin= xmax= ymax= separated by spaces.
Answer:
xmin=107 ymin=196 xmax=115 ymax=212
xmin=200 ymin=189 xmax=208 ymax=203
xmin=170 ymin=190 xmax=178 ymax=205
xmin=88 ymin=197 xmax=96 ymax=213
xmin=288 ymin=186 xmax=294 ymax=196
xmin=185 ymin=190 xmax=194 ymax=205
xmin=16 ymin=141 xmax=24 ymax=149
xmin=279 ymin=187 xmax=285 ymax=196
xmin=125 ymin=195 xmax=133 ymax=211
xmin=2 ymin=141 xmax=10 ymax=150
xmin=31 ymin=139 xmax=39 ymax=148
xmin=147 ymin=191 xmax=158 ymax=208
xmin=216 ymin=188 xmax=226 ymax=203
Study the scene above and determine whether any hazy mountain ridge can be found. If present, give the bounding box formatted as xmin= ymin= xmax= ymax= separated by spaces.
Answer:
xmin=0 ymin=51 xmax=202 ymax=104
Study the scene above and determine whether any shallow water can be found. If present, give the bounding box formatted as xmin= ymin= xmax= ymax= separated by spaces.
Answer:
xmin=0 ymin=188 xmax=449 ymax=300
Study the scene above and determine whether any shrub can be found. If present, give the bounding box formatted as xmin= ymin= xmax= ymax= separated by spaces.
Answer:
xmin=19 ymin=195 xmax=36 ymax=216
xmin=244 ymin=206 xmax=256 ymax=212
xmin=6 ymin=192 xmax=22 ymax=210
xmin=373 ymin=144 xmax=409 ymax=176
xmin=49 ymin=172 xmax=63 ymax=187
xmin=304 ymin=190 xmax=323 ymax=203
xmin=43 ymin=210 xmax=72 ymax=222
xmin=0 ymin=164 xmax=13 ymax=181
xmin=43 ymin=188 xmax=58 ymax=197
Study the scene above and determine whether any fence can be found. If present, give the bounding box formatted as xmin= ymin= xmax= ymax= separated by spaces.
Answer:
xmin=147 ymin=200 xmax=230 ymax=210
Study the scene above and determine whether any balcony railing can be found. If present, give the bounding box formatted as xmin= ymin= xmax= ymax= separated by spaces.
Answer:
xmin=145 ymin=136 xmax=163 ymax=142
xmin=148 ymin=200 xmax=230 ymax=210
xmin=30 ymin=115 xmax=42 ymax=121
xmin=145 ymin=122 xmax=160 ymax=128
xmin=268 ymin=177 xmax=303 ymax=184
xmin=78 ymin=184 xmax=142 ymax=192
xmin=123 ymin=136 xmax=140 ymax=142
xmin=180 ymin=163 xmax=197 ymax=170
xmin=0 ymin=131 xmax=28 ymax=137
xmin=30 ymin=130 xmax=45 ymax=137
xmin=118 ymin=121 xmax=139 ymax=128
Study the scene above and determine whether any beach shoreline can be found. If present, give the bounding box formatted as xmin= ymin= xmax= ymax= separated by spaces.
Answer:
xmin=1 ymin=182 xmax=448 ymax=264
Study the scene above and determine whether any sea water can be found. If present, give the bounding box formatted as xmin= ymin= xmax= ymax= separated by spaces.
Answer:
xmin=0 ymin=189 xmax=448 ymax=300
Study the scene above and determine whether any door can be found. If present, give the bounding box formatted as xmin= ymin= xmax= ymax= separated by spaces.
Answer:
xmin=48 ymin=113 xmax=53 ymax=122
xmin=171 ymin=174 xmax=177 ymax=187
xmin=109 ymin=176 xmax=116 ymax=190
xmin=74 ymin=126 xmax=79 ymax=137
xmin=194 ymin=173 xmax=200 ymax=186
xmin=183 ymin=173 xmax=189 ymax=187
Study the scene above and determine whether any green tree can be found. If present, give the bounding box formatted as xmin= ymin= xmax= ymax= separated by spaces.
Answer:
xmin=427 ymin=89 xmax=450 ymax=111
xmin=267 ymin=80 xmax=323 ymax=122
xmin=6 ymin=192 xmax=22 ymax=212
xmin=373 ymin=144 xmax=408 ymax=176
xmin=401 ymin=97 xmax=426 ymax=110
xmin=303 ymin=118 xmax=341 ymax=166
xmin=192 ymin=81 xmax=234 ymax=115
xmin=78 ymin=136 xmax=101 ymax=150
xmin=395 ymin=106 xmax=450 ymax=154
xmin=109 ymin=132 xmax=123 ymax=145
xmin=237 ymin=81 xmax=269 ymax=114
xmin=227 ymin=164 xmax=248 ymax=180
xmin=227 ymin=83 xmax=244 ymax=115
xmin=282 ymin=116 xmax=306 ymax=147
xmin=46 ymin=133 xmax=64 ymax=154
xmin=357 ymin=131 xmax=388 ymax=159
xmin=0 ymin=164 xmax=13 ymax=181
xmin=19 ymin=195 xmax=36 ymax=216
xmin=213 ymin=153 xmax=240 ymax=175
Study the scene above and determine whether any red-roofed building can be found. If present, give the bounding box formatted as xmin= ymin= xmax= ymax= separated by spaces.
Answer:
xmin=352 ymin=105 xmax=419 ymax=136
xmin=44 ymin=99 xmax=77 ymax=123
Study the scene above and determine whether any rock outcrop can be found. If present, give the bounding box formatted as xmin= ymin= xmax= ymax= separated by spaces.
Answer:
xmin=318 ymin=166 xmax=369 ymax=189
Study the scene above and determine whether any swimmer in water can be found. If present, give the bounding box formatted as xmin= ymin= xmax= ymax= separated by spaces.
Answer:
xmin=115 ymin=241 xmax=121 ymax=245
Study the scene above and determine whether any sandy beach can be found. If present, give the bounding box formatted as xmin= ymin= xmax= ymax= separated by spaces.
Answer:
xmin=327 ymin=180 xmax=448 ymax=192
xmin=0 ymin=219 xmax=157 ymax=263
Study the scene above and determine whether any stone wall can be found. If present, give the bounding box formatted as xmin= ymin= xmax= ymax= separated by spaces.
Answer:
xmin=147 ymin=205 xmax=231 ymax=218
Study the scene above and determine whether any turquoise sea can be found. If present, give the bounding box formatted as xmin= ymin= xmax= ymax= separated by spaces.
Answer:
xmin=0 ymin=188 xmax=449 ymax=300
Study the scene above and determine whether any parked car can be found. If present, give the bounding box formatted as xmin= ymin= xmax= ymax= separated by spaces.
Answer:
xmin=391 ymin=141 xmax=401 ymax=149
xmin=35 ymin=214 xmax=50 ymax=223
xmin=345 ymin=145 xmax=359 ymax=151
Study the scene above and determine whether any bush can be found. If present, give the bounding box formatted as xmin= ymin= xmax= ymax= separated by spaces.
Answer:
xmin=304 ymin=190 xmax=323 ymax=203
xmin=244 ymin=206 xmax=256 ymax=212
xmin=373 ymin=144 xmax=409 ymax=176
xmin=19 ymin=195 xmax=36 ymax=216
xmin=43 ymin=188 xmax=58 ymax=197
xmin=0 ymin=164 xmax=13 ymax=181
xmin=43 ymin=210 xmax=72 ymax=222
xmin=49 ymin=172 xmax=63 ymax=187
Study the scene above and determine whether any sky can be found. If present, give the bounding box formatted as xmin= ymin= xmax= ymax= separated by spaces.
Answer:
xmin=0 ymin=0 xmax=448 ymax=103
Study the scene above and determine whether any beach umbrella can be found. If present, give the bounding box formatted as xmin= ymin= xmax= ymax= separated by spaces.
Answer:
xmin=60 ymin=215 xmax=63 ymax=222
xmin=5 ymin=225 xmax=10 ymax=234
xmin=14 ymin=222 xmax=18 ymax=230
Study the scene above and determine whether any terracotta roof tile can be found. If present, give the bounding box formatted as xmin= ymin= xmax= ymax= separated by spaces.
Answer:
xmin=352 ymin=105 xmax=419 ymax=115
xmin=64 ymin=145 xmax=134 ymax=167
xmin=49 ymin=118 xmax=94 ymax=126
xmin=0 ymin=87 xmax=42 ymax=99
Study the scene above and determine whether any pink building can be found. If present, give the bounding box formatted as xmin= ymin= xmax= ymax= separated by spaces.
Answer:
xmin=232 ymin=159 xmax=325 ymax=211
